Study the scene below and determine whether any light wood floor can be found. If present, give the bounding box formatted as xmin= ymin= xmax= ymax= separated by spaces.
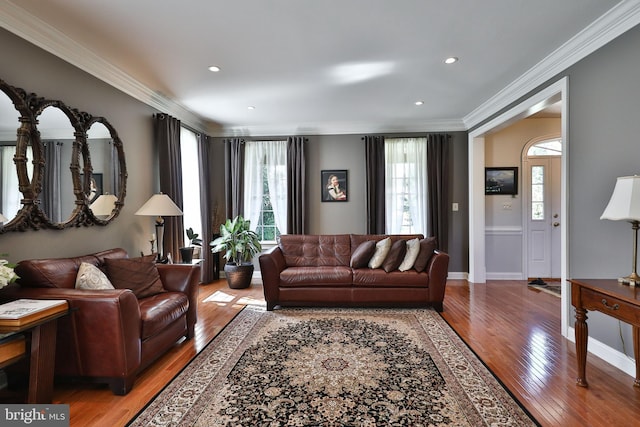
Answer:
xmin=52 ymin=279 xmax=640 ymax=426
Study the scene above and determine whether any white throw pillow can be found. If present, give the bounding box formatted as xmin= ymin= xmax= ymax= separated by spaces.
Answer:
xmin=75 ymin=262 xmax=114 ymax=290
xmin=368 ymin=237 xmax=392 ymax=269
xmin=398 ymin=238 xmax=421 ymax=271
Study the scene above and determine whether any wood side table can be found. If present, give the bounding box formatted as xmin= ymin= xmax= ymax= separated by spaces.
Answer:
xmin=0 ymin=305 xmax=69 ymax=403
xmin=569 ymin=278 xmax=640 ymax=388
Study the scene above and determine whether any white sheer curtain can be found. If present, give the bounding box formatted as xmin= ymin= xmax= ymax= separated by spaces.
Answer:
xmin=243 ymin=140 xmax=287 ymax=234
xmin=385 ymin=137 xmax=427 ymax=234
xmin=1 ymin=145 xmax=33 ymax=221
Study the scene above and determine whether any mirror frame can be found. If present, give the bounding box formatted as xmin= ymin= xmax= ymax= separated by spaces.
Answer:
xmin=0 ymin=78 xmax=127 ymax=233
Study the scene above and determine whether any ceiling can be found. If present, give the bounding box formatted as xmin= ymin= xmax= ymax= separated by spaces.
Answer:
xmin=0 ymin=0 xmax=633 ymax=136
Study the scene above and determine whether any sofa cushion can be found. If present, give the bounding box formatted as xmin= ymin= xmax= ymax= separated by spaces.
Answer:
xmin=279 ymin=234 xmax=351 ymax=267
xmin=414 ymin=237 xmax=437 ymax=272
xmin=398 ymin=238 xmax=421 ymax=271
xmin=368 ymin=237 xmax=392 ymax=269
xmin=75 ymin=262 xmax=114 ymax=290
xmin=353 ymin=268 xmax=429 ymax=287
xmin=350 ymin=240 xmax=376 ymax=268
xmin=138 ymin=292 xmax=189 ymax=340
xmin=105 ymin=256 xmax=166 ymax=299
xmin=382 ymin=240 xmax=407 ymax=272
xmin=280 ymin=266 xmax=353 ymax=287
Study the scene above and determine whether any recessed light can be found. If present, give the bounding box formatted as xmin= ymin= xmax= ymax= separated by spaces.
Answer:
xmin=208 ymin=65 xmax=221 ymax=72
xmin=247 ymin=106 xmax=255 ymax=110
xmin=444 ymin=57 xmax=458 ymax=64
xmin=415 ymin=101 xmax=424 ymax=106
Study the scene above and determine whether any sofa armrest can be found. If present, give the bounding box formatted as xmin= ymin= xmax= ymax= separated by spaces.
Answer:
xmin=426 ymin=250 xmax=450 ymax=311
xmin=259 ymin=246 xmax=286 ymax=310
xmin=0 ymin=285 xmax=142 ymax=377
xmin=156 ymin=263 xmax=201 ymax=338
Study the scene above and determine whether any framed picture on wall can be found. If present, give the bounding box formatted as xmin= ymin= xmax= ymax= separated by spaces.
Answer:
xmin=485 ymin=167 xmax=518 ymax=195
xmin=321 ymin=170 xmax=348 ymax=202
xmin=80 ymin=173 xmax=103 ymax=202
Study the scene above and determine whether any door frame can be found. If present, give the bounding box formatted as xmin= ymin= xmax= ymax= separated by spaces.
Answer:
xmin=468 ymin=77 xmax=571 ymax=337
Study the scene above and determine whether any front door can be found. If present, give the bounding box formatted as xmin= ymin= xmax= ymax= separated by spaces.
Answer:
xmin=527 ymin=156 xmax=561 ymax=279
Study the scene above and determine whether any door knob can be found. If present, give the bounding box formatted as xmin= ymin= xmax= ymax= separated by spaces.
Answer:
xmin=553 ymin=222 xmax=560 ymax=227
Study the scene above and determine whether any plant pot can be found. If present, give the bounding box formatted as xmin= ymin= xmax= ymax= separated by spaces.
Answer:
xmin=224 ymin=262 xmax=254 ymax=289
xmin=179 ymin=247 xmax=194 ymax=264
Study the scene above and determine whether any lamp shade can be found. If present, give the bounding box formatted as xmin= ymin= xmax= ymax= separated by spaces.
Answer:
xmin=90 ymin=194 xmax=118 ymax=216
xmin=135 ymin=193 xmax=183 ymax=217
xmin=0 ymin=212 xmax=7 ymax=223
xmin=601 ymin=175 xmax=640 ymax=222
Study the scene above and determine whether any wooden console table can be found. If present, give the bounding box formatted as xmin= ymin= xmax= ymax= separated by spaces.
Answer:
xmin=569 ymin=278 xmax=640 ymax=388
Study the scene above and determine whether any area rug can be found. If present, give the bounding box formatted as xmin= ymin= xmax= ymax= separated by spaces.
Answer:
xmin=130 ymin=307 xmax=538 ymax=426
xmin=528 ymin=282 xmax=561 ymax=297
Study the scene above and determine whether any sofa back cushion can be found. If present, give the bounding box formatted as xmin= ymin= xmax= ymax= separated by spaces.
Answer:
xmin=15 ymin=248 xmax=128 ymax=289
xmin=279 ymin=234 xmax=351 ymax=267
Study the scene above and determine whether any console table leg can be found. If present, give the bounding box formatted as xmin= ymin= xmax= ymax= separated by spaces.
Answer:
xmin=575 ymin=307 xmax=589 ymax=387
xmin=28 ymin=320 xmax=58 ymax=403
xmin=634 ymin=325 xmax=640 ymax=388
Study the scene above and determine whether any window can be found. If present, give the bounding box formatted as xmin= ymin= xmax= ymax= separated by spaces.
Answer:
xmin=244 ymin=140 xmax=287 ymax=243
xmin=385 ymin=137 xmax=427 ymax=234
xmin=527 ymin=139 xmax=562 ymax=156
xmin=531 ymin=165 xmax=545 ymax=220
xmin=180 ymin=127 xmax=202 ymax=242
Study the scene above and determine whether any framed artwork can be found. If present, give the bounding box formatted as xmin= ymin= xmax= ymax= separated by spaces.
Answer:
xmin=485 ymin=167 xmax=518 ymax=195
xmin=321 ymin=170 xmax=348 ymax=202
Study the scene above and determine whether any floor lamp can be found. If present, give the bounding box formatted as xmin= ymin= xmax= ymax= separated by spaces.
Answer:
xmin=601 ymin=175 xmax=640 ymax=285
xmin=135 ymin=193 xmax=183 ymax=262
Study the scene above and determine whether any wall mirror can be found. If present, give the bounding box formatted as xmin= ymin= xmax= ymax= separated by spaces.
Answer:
xmin=0 ymin=78 xmax=126 ymax=233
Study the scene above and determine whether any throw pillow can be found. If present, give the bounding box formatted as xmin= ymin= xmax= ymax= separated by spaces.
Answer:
xmin=104 ymin=256 xmax=166 ymax=299
xmin=350 ymin=240 xmax=376 ymax=268
xmin=368 ymin=237 xmax=392 ymax=269
xmin=75 ymin=262 xmax=114 ymax=290
xmin=413 ymin=237 xmax=437 ymax=272
xmin=398 ymin=238 xmax=421 ymax=272
xmin=382 ymin=239 xmax=407 ymax=272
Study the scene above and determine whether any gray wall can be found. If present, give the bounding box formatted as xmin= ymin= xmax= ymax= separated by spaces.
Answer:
xmin=0 ymin=28 xmax=160 ymax=261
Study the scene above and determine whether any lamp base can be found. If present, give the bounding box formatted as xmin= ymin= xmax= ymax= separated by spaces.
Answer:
xmin=618 ymin=273 xmax=640 ymax=286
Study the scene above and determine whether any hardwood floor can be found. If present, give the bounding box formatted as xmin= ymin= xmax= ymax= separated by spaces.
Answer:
xmin=51 ymin=279 xmax=640 ymax=426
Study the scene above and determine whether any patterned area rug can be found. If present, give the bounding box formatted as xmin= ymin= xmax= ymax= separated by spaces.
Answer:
xmin=528 ymin=283 xmax=561 ymax=297
xmin=130 ymin=307 xmax=538 ymax=426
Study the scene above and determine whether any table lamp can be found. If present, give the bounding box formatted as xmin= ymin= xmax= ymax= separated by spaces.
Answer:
xmin=0 ymin=212 xmax=7 ymax=223
xmin=135 ymin=193 xmax=183 ymax=262
xmin=601 ymin=175 xmax=640 ymax=285
xmin=89 ymin=193 xmax=118 ymax=217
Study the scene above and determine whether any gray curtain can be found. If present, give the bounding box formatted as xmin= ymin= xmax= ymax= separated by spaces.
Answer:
xmin=287 ymin=137 xmax=307 ymax=234
xmin=364 ymin=135 xmax=386 ymax=234
xmin=155 ymin=113 xmax=185 ymax=260
xmin=427 ymin=133 xmax=451 ymax=252
xmin=224 ymin=138 xmax=244 ymax=219
xmin=197 ymin=133 xmax=217 ymax=282
xmin=41 ymin=141 xmax=62 ymax=223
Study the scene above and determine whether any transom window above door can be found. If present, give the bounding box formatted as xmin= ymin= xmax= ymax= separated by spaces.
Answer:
xmin=527 ymin=139 xmax=562 ymax=156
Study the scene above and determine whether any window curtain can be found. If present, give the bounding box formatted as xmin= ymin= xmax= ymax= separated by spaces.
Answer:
xmin=287 ymin=136 xmax=306 ymax=234
xmin=385 ymin=138 xmax=427 ymax=235
xmin=197 ymin=133 xmax=216 ymax=283
xmin=364 ymin=135 xmax=385 ymax=234
xmin=427 ymin=133 xmax=451 ymax=252
xmin=243 ymin=140 xmax=287 ymax=234
xmin=224 ymin=138 xmax=244 ymax=219
xmin=41 ymin=141 xmax=62 ymax=223
xmin=155 ymin=113 xmax=185 ymax=260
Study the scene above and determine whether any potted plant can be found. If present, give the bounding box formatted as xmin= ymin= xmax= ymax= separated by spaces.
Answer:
xmin=187 ymin=227 xmax=202 ymax=259
xmin=210 ymin=215 xmax=262 ymax=289
xmin=180 ymin=227 xmax=201 ymax=264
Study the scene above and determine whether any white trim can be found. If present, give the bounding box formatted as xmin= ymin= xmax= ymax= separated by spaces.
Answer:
xmin=447 ymin=272 xmax=468 ymax=281
xmin=566 ymin=326 xmax=636 ymax=379
xmin=0 ymin=1 xmax=208 ymax=133
xmin=464 ymin=1 xmax=640 ymax=129
xmin=485 ymin=226 xmax=523 ymax=235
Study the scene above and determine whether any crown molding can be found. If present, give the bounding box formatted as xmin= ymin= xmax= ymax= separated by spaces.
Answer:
xmin=0 ymin=1 xmax=208 ymax=132
xmin=218 ymin=118 xmax=467 ymax=138
xmin=464 ymin=1 xmax=640 ymax=129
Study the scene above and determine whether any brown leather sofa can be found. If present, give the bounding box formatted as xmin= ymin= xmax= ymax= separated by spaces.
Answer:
xmin=0 ymin=248 xmax=200 ymax=395
xmin=259 ymin=234 xmax=449 ymax=312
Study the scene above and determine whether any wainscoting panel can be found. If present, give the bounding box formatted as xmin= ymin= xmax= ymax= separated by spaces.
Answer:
xmin=485 ymin=226 xmax=523 ymax=280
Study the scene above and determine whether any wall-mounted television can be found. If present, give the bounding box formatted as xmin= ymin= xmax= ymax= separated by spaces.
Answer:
xmin=485 ymin=167 xmax=518 ymax=195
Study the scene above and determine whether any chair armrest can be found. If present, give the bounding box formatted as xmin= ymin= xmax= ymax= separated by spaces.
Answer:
xmin=0 ymin=285 xmax=142 ymax=377
xmin=156 ymin=263 xmax=201 ymax=338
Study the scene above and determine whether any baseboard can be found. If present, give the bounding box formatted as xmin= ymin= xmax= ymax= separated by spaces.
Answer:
xmin=447 ymin=272 xmax=467 ymax=280
xmin=566 ymin=326 xmax=636 ymax=379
